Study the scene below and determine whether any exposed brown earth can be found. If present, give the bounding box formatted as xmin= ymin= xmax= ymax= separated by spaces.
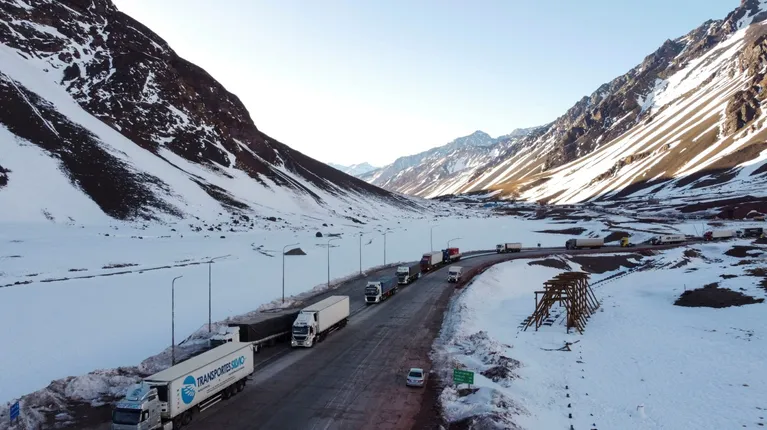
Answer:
xmin=527 ymin=258 xmax=571 ymax=270
xmin=568 ymin=254 xmax=644 ymax=274
xmin=724 ymin=245 xmax=764 ymax=258
xmin=534 ymin=227 xmax=587 ymax=235
xmin=674 ymin=283 xmax=764 ymax=308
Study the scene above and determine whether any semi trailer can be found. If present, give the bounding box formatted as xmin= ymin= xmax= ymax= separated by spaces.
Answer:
xmin=291 ymin=296 xmax=350 ymax=348
xmin=650 ymin=234 xmax=686 ymax=245
xmin=738 ymin=227 xmax=764 ymax=238
xmin=447 ymin=266 xmax=463 ymax=283
xmin=396 ymin=263 xmax=421 ymax=284
xmin=420 ymin=251 xmax=444 ymax=272
xmin=442 ymin=247 xmax=461 ymax=262
xmin=211 ymin=310 xmax=300 ymax=349
xmin=111 ymin=342 xmax=255 ymax=430
xmin=496 ymin=243 xmax=522 ymax=253
xmin=365 ymin=276 xmax=398 ymax=304
xmin=704 ymin=230 xmax=735 ymax=241
xmin=565 ymin=238 xmax=604 ymax=250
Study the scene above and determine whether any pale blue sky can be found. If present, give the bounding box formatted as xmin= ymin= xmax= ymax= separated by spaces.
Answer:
xmin=113 ymin=0 xmax=736 ymax=166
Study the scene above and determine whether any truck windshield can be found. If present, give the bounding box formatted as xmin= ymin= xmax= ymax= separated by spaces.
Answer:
xmin=365 ymin=287 xmax=379 ymax=295
xmin=112 ymin=409 xmax=142 ymax=425
xmin=293 ymin=326 xmax=309 ymax=335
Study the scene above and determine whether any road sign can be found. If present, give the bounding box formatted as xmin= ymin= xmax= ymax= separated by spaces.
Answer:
xmin=9 ymin=400 xmax=19 ymax=423
xmin=453 ymin=368 xmax=474 ymax=385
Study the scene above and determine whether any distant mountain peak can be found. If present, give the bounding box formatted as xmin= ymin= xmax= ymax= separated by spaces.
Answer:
xmin=329 ymin=162 xmax=378 ymax=176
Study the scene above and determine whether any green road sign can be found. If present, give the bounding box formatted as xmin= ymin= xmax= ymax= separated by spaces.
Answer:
xmin=453 ymin=368 xmax=474 ymax=385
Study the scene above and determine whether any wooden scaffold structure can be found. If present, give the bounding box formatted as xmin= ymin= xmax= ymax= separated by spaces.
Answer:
xmin=523 ymin=271 xmax=599 ymax=334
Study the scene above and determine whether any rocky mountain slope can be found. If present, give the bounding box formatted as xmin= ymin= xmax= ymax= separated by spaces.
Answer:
xmin=375 ymin=0 xmax=767 ymax=205
xmin=328 ymin=162 xmax=378 ymax=176
xmin=0 ymin=0 xmax=417 ymax=226
xmin=359 ymin=129 xmax=536 ymax=198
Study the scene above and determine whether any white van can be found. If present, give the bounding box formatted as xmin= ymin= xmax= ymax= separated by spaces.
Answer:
xmin=447 ymin=266 xmax=463 ymax=283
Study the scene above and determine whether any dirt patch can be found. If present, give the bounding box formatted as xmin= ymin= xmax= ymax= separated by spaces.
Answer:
xmin=745 ymin=267 xmax=767 ymax=292
xmin=534 ymin=227 xmax=586 ymax=235
xmin=102 ymin=263 xmax=138 ymax=269
xmin=724 ymin=245 xmax=763 ymax=258
xmin=603 ymin=231 xmax=630 ymax=243
xmin=480 ymin=356 xmax=521 ymax=383
xmin=684 ymin=248 xmax=702 ymax=258
xmin=567 ymin=254 xmax=643 ymax=274
xmin=674 ymin=283 xmax=764 ymax=308
xmin=720 ymin=274 xmax=739 ymax=279
xmin=527 ymin=258 xmax=571 ymax=270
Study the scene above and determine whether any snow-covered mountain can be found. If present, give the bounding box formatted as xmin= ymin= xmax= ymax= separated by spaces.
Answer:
xmin=0 ymin=0 xmax=418 ymax=227
xmin=373 ymin=1 xmax=767 ymax=205
xmin=328 ymin=162 xmax=378 ymax=176
xmin=359 ymin=129 xmax=536 ymax=198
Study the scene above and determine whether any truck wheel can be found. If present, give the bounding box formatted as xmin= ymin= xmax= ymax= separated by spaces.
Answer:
xmin=173 ymin=416 xmax=184 ymax=429
xmin=182 ymin=410 xmax=193 ymax=425
xmin=238 ymin=380 xmax=246 ymax=392
xmin=222 ymin=387 xmax=232 ymax=400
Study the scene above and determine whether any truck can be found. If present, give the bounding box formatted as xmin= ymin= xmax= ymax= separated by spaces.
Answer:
xmin=442 ymin=247 xmax=461 ymax=262
xmin=447 ymin=266 xmax=463 ymax=283
xmin=396 ymin=263 xmax=421 ymax=284
xmin=291 ymin=295 xmax=349 ymax=348
xmin=650 ymin=234 xmax=686 ymax=245
xmin=365 ymin=276 xmax=398 ymax=304
xmin=703 ymin=230 xmax=736 ymax=241
xmin=420 ymin=251 xmax=444 ymax=272
xmin=738 ymin=227 xmax=764 ymax=238
xmin=620 ymin=237 xmax=635 ymax=247
xmin=211 ymin=310 xmax=300 ymax=350
xmin=565 ymin=238 xmax=604 ymax=250
xmin=496 ymin=243 xmax=522 ymax=253
xmin=111 ymin=342 xmax=255 ymax=430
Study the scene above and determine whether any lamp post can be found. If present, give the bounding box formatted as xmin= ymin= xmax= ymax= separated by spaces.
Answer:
xmin=327 ymin=237 xmax=340 ymax=288
xmin=430 ymin=225 xmax=438 ymax=252
xmin=171 ymin=275 xmax=183 ymax=366
xmin=207 ymin=255 xmax=229 ymax=332
xmin=358 ymin=232 xmax=364 ymax=275
xmin=382 ymin=229 xmax=392 ymax=265
xmin=447 ymin=237 xmax=461 ymax=248
xmin=282 ymin=243 xmax=299 ymax=303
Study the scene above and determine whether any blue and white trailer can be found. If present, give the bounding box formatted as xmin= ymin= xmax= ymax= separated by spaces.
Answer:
xmin=111 ymin=342 xmax=255 ymax=430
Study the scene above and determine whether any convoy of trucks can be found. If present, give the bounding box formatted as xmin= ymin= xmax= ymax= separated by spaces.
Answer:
xmin=420 ymin=251 xmax=444 ymax=272
xmin=565 ymin=238 xmax=604 ymax=250
xmin=111 ymin=342 xmax=255 ymax=430
xmin=365 ymin=277 xmax=398 ymax=304
xmin=112 ymin=219 xmax=765 ymax=428
xmin=651 ymin=234 xmax=686 ymax=245
xmin=396 ymin=263 xmax=421 ymax=284
xmin=496 ymin=243 xmax=522 ymax=253
xmin=704 ymin=230 xmax=736 ymax=241
xmin=447 ymin=266 xmax=463 ymax=283
xmin=291 ymin=296 xmax=350 ymax=348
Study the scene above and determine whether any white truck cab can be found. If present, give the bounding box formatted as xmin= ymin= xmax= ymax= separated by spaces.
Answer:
xmin=111 ymin=383 xmax=167 ymax=430
xmin=447 ymin=266 xmax=463 ymax=283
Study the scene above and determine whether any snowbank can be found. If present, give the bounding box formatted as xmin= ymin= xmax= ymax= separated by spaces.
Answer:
xmin=434 ymin=241 xmax=767 ymax=429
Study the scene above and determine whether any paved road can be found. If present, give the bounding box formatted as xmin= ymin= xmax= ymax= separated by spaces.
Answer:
xmin=182 ymin=245 xmax=661 ymax=430
xmin=83 ymin=245 xmax=670 ymax=430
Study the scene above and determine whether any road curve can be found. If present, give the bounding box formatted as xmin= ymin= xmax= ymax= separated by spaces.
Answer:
xmin=181 ymin=245 xmax=665 ymax=430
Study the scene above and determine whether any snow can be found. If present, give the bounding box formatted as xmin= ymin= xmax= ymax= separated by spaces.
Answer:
xmin=435 ymin=243 xmax=767 ymax=429
xmin=0 ymin=213 xmax=635 ymax=404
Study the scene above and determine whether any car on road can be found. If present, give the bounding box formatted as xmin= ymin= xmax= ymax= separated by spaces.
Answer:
xmin=406 ymin=367 xmax=426 ymax=387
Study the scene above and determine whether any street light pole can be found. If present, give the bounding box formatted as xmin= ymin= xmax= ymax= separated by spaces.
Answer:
xmin=382 ymin=229 xmax=392 ymax=265
xmin=207 ymin=255 xmax=228 ymax=332
xmin=282 ymin=243 xmax=299 ymax=303
xmin=171 ymin=275 xmax=183 ymax=366
xmin=447 ymin=237 xmax=462 ymax=248
xmin=327 ymin=237 xmax=339 ymax=288
xmin=430 ymin=225 xmax=437 ymax=252
xmin=359 ymin=232 xmax=363 ymax=275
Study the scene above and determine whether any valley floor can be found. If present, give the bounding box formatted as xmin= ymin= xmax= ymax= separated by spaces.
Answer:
xmin=434 ymin=242 xmax=767 ymax=429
